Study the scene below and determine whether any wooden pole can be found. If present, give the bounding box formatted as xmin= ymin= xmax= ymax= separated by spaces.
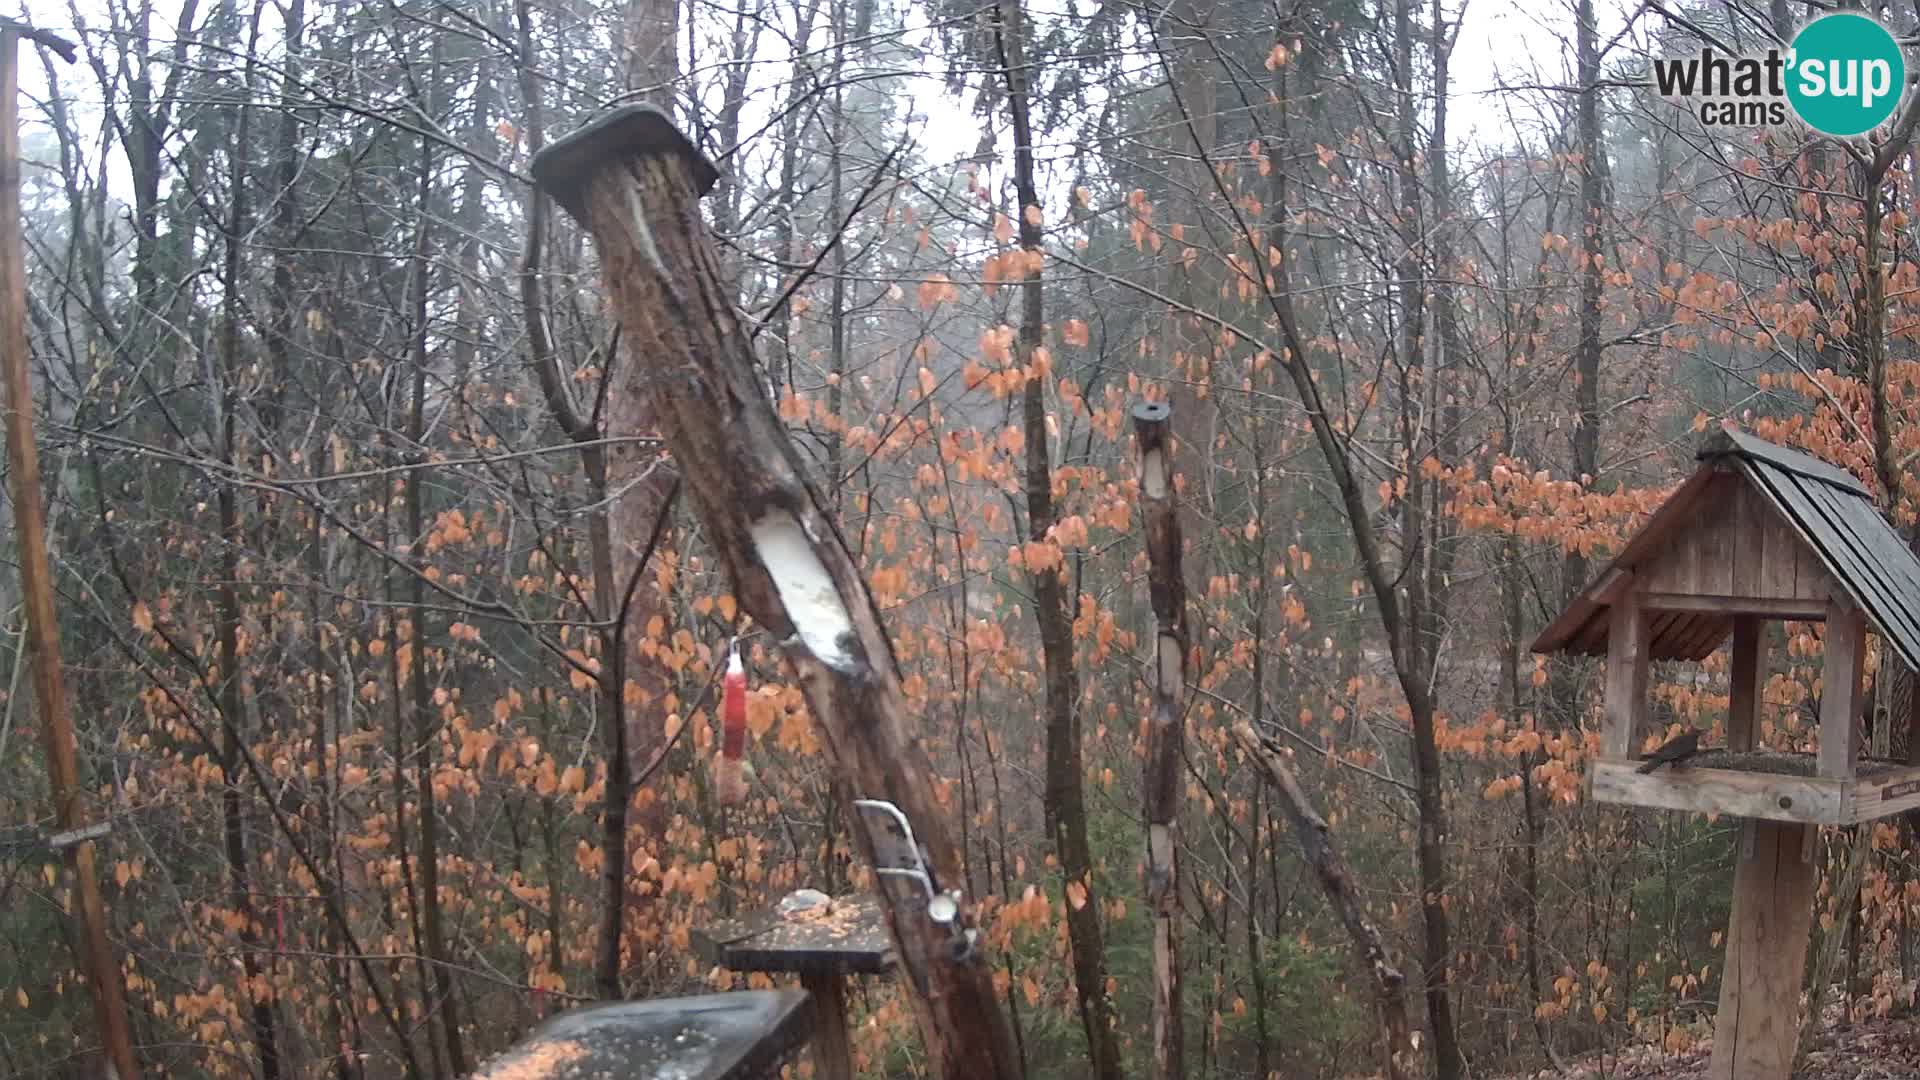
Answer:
xmin=0 ymin=23 xmax=140 ymax=1079
xmin=1603 ymin=589 xmax=1648 ymax=759
xmin=530 ymin=105 xmax=1023 ymax=1080
xmin=1708 ymin=819 xmax=1817 ymax=1080
xmin=1133 ymin=401 xmax=1185 ymax=1080
xmin=799 ymin=971 xmax=854 ymax=1080
xmin=1819 ymin=598 xmax=1866 ymax=778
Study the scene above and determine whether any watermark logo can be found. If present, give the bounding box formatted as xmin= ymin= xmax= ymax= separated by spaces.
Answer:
xmin=1652 ymin=13 xmax=1907 ymax=137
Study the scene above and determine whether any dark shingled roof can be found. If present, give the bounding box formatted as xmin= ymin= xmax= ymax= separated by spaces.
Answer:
xmin=1703 ymin=430 xmax=1920 ymax=673
xmin=1533 ymin=430 xmax=1920 ymax=672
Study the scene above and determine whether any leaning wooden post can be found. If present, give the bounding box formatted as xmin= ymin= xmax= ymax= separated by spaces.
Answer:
xmin=531 ymin=106 xmax=1024 ymax=1079
xmin=1230 ymin=722 xmax=1419 ymax=1080
xmin=0 ymin=21 xmax=140 ymax=1080
xmin=1133 ymin=401 xmax=1185 ymax=1080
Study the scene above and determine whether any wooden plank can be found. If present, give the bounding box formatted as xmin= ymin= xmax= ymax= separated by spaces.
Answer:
xmin=1571 ymin=611 xmax=1608 ymax=656
xmin=1831 ymin=493 xmax=1920 ymax=672
xmin=1677 ymin=612 xmax=1732 ymax=660
xmin=1604 ymin=592 xmax=1650 ymax=759
xmin=1695 ymin=477 xmax=1737 ymax=596
xmin=1907 ymin=666 xmax=1920 ymax=767
xmin=1850 ymin=763 xmax=1920 ymax=823
xmin=1645 ymin=609 xmax=1683 ymax=661
xmin=1728 ymin=477 xmax=1758 ymax=597
xmin=1819 ymin=598 xmax=1866 ymax=779
xmin=1755 ymin=487 xmax=1803 ymax=599
xmin=1706 ymin=820 xmax=1818 ymax=1080
xmin=1729 ymin=617 xmax=1764 ymax=752
xmin=1589 ymin=758 xmax=1847 ymax=824
xmin=1638 ymin=593 xmax=1827 ymax=619
xmin=696 ymin=895 xmax=895 ymax=976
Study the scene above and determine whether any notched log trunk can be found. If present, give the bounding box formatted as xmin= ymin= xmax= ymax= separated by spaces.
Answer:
xmin=1135 ymin=401 xmax=1185 ymax=1080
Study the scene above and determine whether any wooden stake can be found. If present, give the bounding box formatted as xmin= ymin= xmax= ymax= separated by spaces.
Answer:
xmin=0 ymin=23 xmax=140 ymax=1079
xmin=530 ymin=105 xmax=1023 ymax=1080
xmin=1133 ymin=401 xmax=1185 ymax=1080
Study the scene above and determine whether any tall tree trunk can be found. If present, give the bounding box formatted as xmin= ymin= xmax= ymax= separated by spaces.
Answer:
xmin=992 ymin=4 xmax=1122 ymax=1075
xmin=404 ymin=57 xmax=466 ymax=1071
xmin=213 ymin=9 xmax=280 ymax=1076
xmin=1391 ymin=0 xmax=1464 ymax=1073
xmin=1567 ymin=0 xmax=1606 ymax=599
xmin=624 ymin=0 xmax=679 ymax=107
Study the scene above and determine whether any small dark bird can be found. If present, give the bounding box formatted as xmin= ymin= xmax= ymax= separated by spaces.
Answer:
xmin=1636 ymin=730 xmax=1702 ymax=774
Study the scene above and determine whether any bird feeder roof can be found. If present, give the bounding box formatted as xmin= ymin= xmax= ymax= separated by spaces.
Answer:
xmin=1533 ymin=430 xmax=1920 ymax=671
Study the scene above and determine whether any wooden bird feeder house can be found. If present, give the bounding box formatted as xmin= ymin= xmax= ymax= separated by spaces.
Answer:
xmin=1535 ymin=429 xmax=1920 ymax=1080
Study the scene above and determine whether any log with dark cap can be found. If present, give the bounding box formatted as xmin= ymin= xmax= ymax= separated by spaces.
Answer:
xmin=529 ymin=104 xmax=1023 ymax=1079
xmin=1134 ymin=400 xmax=1186 ymax=1080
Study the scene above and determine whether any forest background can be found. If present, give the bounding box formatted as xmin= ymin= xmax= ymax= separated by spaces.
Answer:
xmin=4 ymin=0 xmax=1918 ymax=1076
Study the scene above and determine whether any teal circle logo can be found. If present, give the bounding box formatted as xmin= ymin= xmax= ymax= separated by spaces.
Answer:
xmin=1787 ymin=14 xmax=1906 ymax=137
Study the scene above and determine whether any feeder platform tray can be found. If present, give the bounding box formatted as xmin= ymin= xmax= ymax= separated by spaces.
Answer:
xmin=470 ymin=990 xmax=813 ymax=1080
xmin=1589 ymin=751 xmax=1920 ymax=824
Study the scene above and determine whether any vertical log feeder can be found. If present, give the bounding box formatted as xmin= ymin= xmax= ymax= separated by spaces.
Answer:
xmin=530 ymin=106 xmax=1024 ymax=1079
xmin=1133 ymin=402 xmax=1185 ymax=1080
xmin=0 ymin=22 xmax=141 ymax=1080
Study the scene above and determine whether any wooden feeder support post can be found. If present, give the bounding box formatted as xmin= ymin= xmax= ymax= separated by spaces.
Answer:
xmin=531 ymin=106 xmax=1023 ymax=1080
xmin=0 ymin=21 xmax=140 ymax=1080
xmin=1133 ymin=401 xmax=1185 ymax=1080
xmin=1706 ymin=598 xmax=1865 ymax=1080
xmin=1708 ymin=608 xmax=1814 ymax=1080
xmin=693 ymin=893 xmax=895 ymax=1080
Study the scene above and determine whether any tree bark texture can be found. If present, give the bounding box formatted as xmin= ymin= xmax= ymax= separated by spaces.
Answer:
xmin=990 ymin=3 xmax=1124 ymax=1074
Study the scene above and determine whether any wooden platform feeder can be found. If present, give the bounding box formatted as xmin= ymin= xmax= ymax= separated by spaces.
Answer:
xmin=694 ymin=894 xmax=894 ymax=1080
xmin=471 ymin=990 xmax=814 ymax=1080
xmin=1535 ymin=430 xmax=1920 ymax=1080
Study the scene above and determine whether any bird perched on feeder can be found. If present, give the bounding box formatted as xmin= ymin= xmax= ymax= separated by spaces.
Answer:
xmin=1636 ymin=729 xmax=1702 ymax=774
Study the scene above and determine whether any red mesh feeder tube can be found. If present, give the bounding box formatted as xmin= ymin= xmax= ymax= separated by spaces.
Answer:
xmin=717 ymin=641 xmax=749 ymax=806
